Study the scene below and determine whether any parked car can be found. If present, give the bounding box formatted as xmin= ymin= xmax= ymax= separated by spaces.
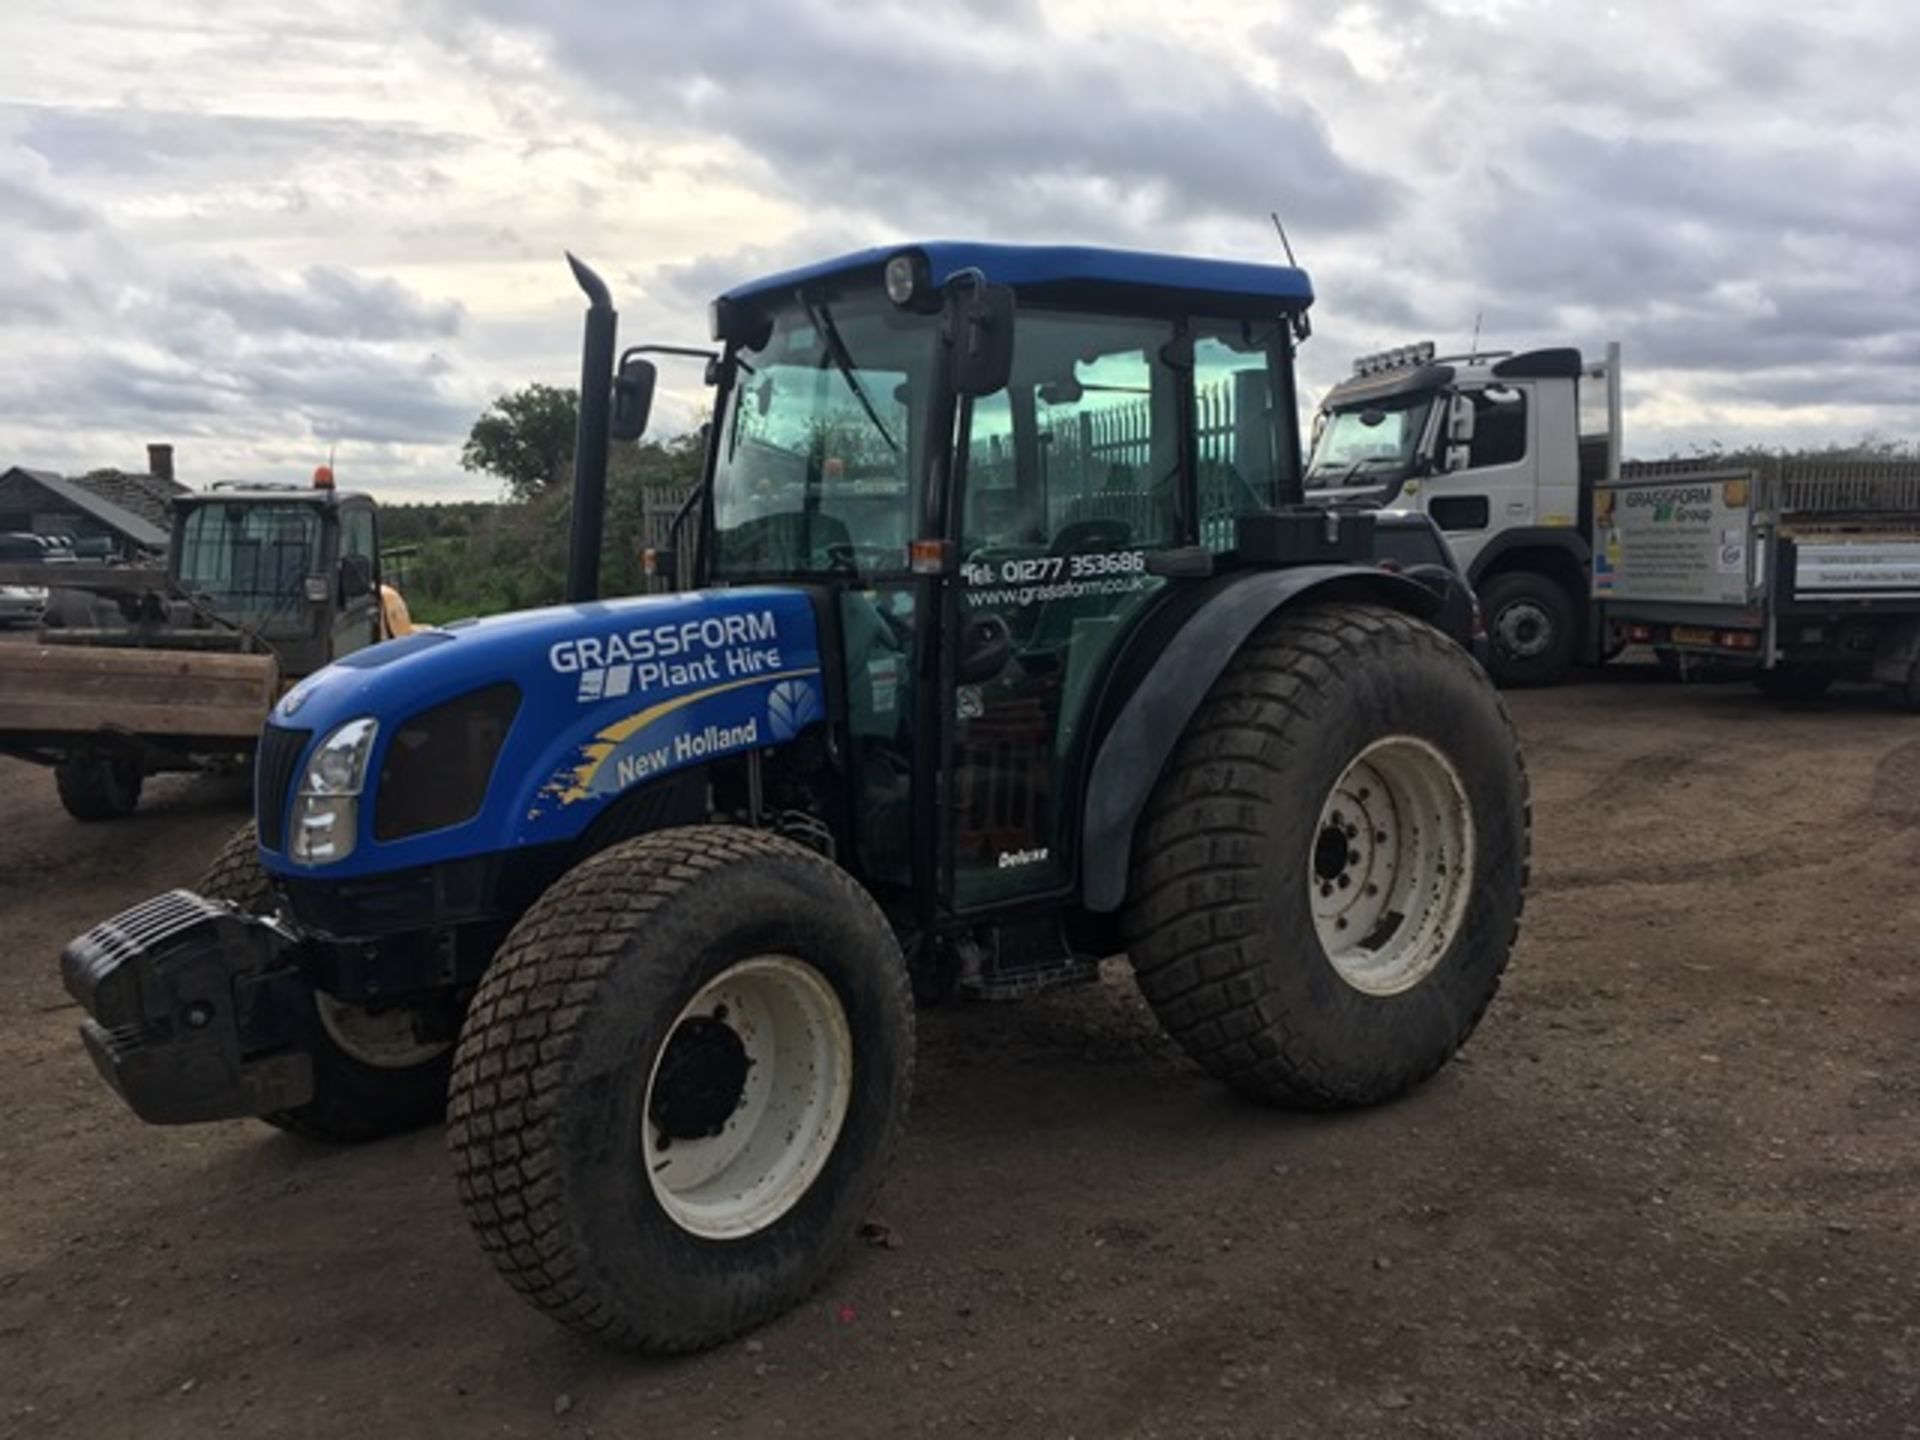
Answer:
xmin=0 ymin=582 xmax=47 ymax=626
xmin=0 ymin=533 xmax=70 ymax=626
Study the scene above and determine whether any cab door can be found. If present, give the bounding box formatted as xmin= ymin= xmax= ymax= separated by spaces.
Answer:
xmin=947 ymin=308 xmax=1180 ymax=909
xmin=329 ymin=500 xmax=381 ymax=659
xmin=1417 ymin=383 xmax=1535 ymax=572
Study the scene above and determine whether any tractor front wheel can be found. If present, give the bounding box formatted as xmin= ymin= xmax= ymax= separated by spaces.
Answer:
xmin=447 ymin=827 xmax=913 ymax=1353
xmin=198 ymin=823 xmax=453 ymax=1142
xmin=1124 ymin=603 xmax=1529 ymax=1109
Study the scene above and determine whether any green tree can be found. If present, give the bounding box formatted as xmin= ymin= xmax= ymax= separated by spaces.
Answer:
xmin=461 ymin=383 xmax=579 ymax=499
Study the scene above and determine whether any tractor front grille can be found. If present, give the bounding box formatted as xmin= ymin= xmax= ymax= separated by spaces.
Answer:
xmin=255 ymin=724 xmax=311 ymax=853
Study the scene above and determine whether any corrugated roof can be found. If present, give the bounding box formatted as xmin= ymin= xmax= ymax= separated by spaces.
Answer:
xmin=0 ymin=466 xmax=170 ymax=550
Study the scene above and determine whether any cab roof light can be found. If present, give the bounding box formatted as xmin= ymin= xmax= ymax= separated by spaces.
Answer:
xmin=1352 ymin=340 xmax=1436 ymax=377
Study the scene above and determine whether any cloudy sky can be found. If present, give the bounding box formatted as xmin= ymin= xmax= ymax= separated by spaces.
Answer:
xmin=3 ymin=0 xmax=1916 ymax=500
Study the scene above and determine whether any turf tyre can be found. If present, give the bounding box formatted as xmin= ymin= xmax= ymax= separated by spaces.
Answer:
xmin=1123 ymin=603 xmax=1529 ymax=1110
xmin=447 ymin=826 xmax=914 ymax=1353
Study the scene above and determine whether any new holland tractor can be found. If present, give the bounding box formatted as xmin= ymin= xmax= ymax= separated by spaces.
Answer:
xmin=61 ymin=243 xmax=1529 ymax=1352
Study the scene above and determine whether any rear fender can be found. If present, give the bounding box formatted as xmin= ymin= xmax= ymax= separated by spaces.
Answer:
xmin=1079 ymin=566 xmax=1441 ymax=914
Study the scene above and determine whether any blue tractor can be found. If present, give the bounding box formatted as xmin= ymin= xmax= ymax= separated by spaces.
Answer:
xmin=62 ymin=243 xmax=1529 ymax=1352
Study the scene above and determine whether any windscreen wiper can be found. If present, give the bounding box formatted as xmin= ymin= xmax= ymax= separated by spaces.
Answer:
xmin=800 ymin=293 xmax=900 ymax=455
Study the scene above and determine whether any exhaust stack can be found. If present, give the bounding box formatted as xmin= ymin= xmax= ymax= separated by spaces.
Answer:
xmin=565 ymin=254 xmax=616 ymax=604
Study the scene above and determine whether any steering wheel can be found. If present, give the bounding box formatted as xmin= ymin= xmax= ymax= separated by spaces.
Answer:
xmin=1050 ymin=517 xmax=1133 ymax=555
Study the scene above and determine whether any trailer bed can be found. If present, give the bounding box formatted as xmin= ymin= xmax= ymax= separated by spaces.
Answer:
xmin=0 ymin=643 xmax=278 ymax=760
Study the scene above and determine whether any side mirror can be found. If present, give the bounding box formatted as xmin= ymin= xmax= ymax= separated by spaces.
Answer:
xmin=611 ymin=355 xmax=658 ymax=442
xmin=338 ymin=553 xmax=374 ymax=602
xmin=1446 ymin=392 xmax=1477 ymax=444
xmin=948 ymin=282 xmax=1016 ymax=398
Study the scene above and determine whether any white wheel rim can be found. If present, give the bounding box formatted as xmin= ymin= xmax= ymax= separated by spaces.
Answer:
xmin=313 ymin=994 xmax=450 ymax=1070
xmin=1310 ymin=735 xmax=1476 ymax=997
xmin=642 ymin=955 xmax=853 ymax=1241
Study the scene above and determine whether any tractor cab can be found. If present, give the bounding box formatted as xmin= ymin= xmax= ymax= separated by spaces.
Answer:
xmin=628 ymin=243 xmax=1320 ymax=916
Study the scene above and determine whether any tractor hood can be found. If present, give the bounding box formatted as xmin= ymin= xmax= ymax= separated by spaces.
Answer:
xmin=263 ymin=587 xmax=824 ymax=877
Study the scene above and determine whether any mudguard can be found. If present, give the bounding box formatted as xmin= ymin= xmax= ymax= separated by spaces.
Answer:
xmin=260 ymin=588 xmax=824 ymax=880
xmin=1079 ymin=565 xmax=1441 ymax=913
xmin=1466 ymin=526 xmax=1590 ymax=585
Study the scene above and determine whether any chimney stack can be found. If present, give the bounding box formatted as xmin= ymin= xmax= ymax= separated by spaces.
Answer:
xmin=147 ymin=443 xmax=175 ymax=485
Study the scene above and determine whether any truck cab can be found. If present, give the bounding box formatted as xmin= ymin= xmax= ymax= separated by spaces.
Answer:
xmin=1305 ymin=340 xmax=1622 ymax=685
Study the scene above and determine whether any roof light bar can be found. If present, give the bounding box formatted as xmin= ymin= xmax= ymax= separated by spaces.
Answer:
xmin=1352 ymin=340 xmax=1437 ymax=377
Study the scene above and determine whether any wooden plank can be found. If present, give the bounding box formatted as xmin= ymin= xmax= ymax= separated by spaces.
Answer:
xmin=0 ymin=564 xmax=170 ymax=593
xmin=0 ymin=645 xmax=277 ymax=741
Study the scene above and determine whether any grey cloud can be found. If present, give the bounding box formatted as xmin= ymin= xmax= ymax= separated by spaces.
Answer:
xmin=6 ymin=255 xmax=478 ymax=454
xmin=172 ymin=263 xmax=466 ymax=344
xmin=0 ymin=173 xmax=92 ymax=232
xmin=14 ymin=104 xmax=462 ymax=179
xmin=455 ymin=0 xmax=1397 ymax=237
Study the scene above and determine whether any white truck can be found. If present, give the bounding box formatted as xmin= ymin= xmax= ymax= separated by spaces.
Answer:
xmin=1304 ymin=339 xmax=1621 ymax=685
xmin=1304 ymin=341 xmax=1920 ymax=701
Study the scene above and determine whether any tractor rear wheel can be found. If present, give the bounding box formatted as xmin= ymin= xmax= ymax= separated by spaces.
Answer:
xmin=198 ymin=822 xmax=453 ymax=1142
xmin=55 ymin=755 xmax=143 ymax=821
xmin=1123 ymin=603 xmax=1529 ymax=1109
xmin=447 ymin=826 xmax=913 ymax=1353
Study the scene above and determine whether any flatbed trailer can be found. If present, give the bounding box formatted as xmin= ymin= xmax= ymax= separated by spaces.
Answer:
xmin=1593 ymin=460 xmax=1920 ymax=702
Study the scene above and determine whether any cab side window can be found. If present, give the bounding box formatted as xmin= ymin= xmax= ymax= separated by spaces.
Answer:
xmin=342 ymin=506 xmax=376 ymax=567
xmin=961 ymin=310 xmax=1179 ymax=553
xmin=1467 ymin=386 xmax=1528 ymax=468
xmin=1193 ymin=321 xmax=1288 ymax=551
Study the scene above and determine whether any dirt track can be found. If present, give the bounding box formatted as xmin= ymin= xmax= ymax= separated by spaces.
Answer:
xmin=3 ymin=667 xmax=1918 ymax=1439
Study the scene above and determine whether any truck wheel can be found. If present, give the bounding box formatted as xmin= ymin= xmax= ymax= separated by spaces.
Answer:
xmin=1123 ymin=603 xmax=1529 ymax=1110
xmin=1478 ymin=572 xmax=1577 ymax=687
xmin=198 ymin=823 xmax=453 ymax=1142
xmin=1886 ymin=657 xmax=1920 ymax=713
xmin=448 ymin=826 xmax=913 ymax=1353
xmin=1755 ymin=665 xmax=1833 ymax=701
xmin=55 ymin=755 xmax=143 ymax=821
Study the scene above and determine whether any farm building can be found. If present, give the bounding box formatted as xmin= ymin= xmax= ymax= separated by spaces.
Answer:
xmin=0 ymin=444 xmax=185 ymax=559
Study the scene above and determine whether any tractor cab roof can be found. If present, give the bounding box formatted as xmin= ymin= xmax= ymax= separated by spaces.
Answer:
xmin=719 ymin=241 xmax=1315 ymax=318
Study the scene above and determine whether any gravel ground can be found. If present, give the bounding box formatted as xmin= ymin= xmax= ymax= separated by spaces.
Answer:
xmin=1 ymin=664 xmax=1916 ymax=1439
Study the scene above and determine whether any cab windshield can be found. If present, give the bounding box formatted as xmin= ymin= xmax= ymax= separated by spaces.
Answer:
xmin=1305 ymin=394 xmax=1435 ymax=489
xmin=174 ymin=501 xmax=321 ymax=627
xmin=709 ymin=291 xmax=941 ymax=580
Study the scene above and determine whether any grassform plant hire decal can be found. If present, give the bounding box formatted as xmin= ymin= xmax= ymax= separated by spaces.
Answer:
xmin=532 ymin=604 xmax=822 ymax=816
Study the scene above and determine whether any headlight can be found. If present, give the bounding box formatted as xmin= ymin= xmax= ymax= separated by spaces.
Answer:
xmin=884 ymin=253 xmax=919 ymax=306
xmin=290 ymin=717 xmax=377 ymax=865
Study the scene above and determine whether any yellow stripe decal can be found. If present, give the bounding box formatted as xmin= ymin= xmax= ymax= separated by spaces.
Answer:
xmin=558 ymin=666 xmax=822 ymax=803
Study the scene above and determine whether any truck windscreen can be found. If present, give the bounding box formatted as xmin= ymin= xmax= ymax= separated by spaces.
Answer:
xmin=1305 ymin=394 xmax=1435 ymax=489
xmin=709 ymin=292 xmax=940 ymax=581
